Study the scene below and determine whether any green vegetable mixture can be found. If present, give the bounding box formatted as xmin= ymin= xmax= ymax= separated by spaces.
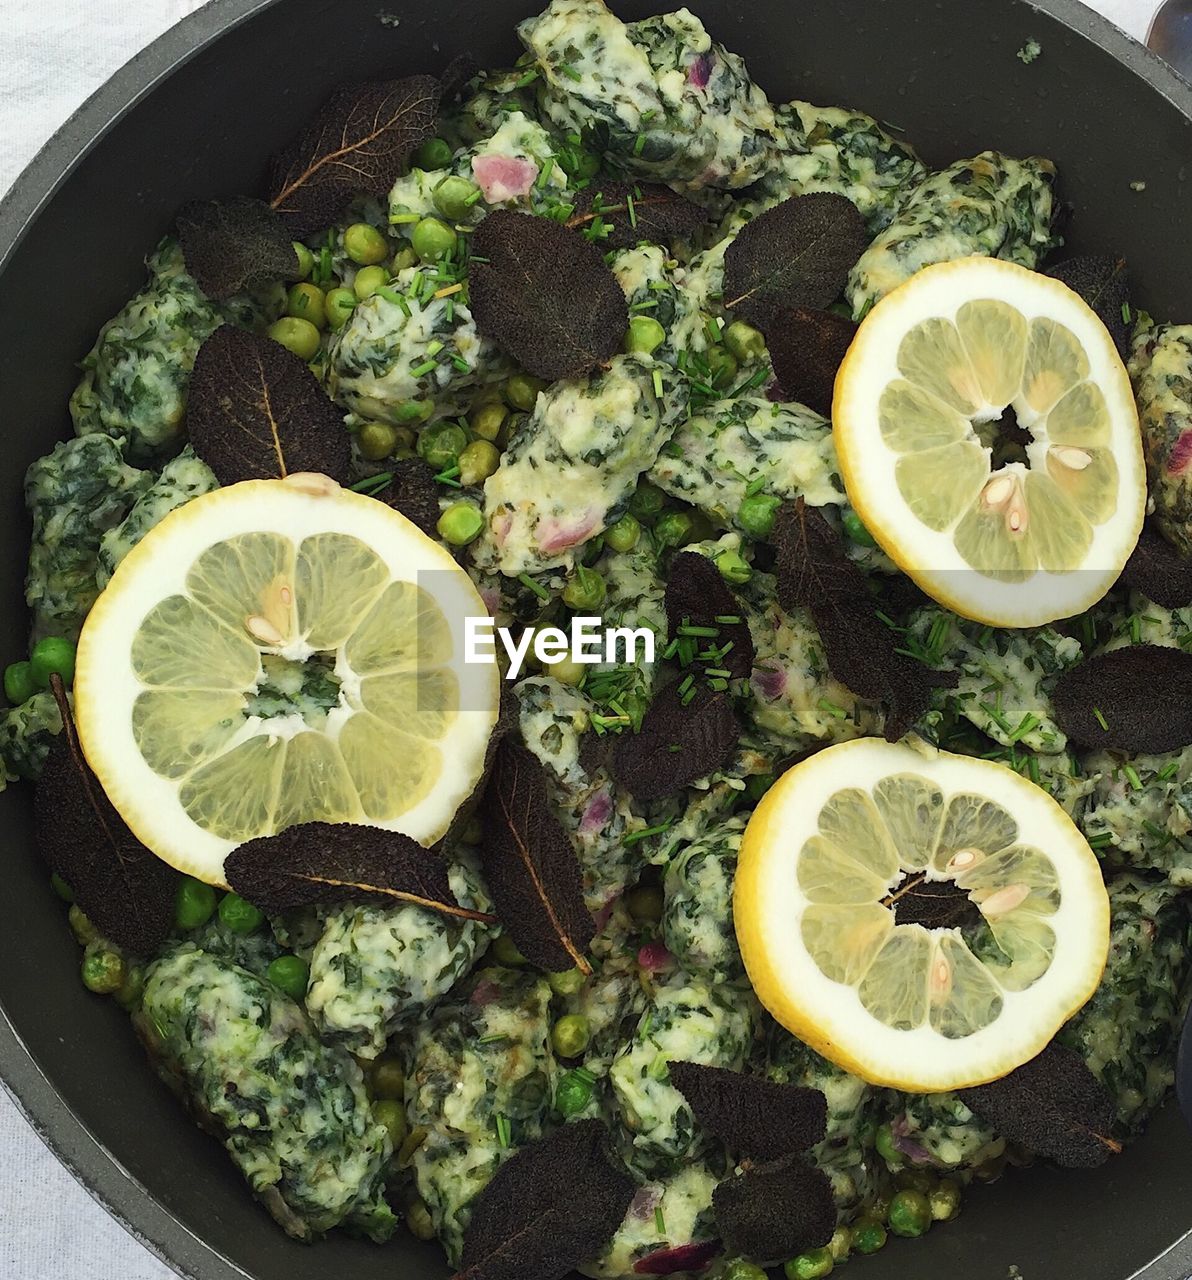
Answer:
xmin=10 ymin=0 xmax=1192 ymax=1274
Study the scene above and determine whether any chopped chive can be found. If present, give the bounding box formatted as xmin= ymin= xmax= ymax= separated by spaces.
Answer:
xmin=1093 ymin=706 xmax=1109 ymax=731
xmin=627 ymin=194 xmax=637 ymax=227
xmin=818 ymin=698 xmax=847 ymax=720
xmin=1157 ymin=761 xmax=1180 ymax=781
xmin=1008 ymin=712 xmax=1040 ymax=744
xmin=513 ymin=68 xmax=540 ymax=88
xmin=704 ymin=667 xmax=732 ymax=679
xmin=713 ymin=615 xmax=741 ymax=625
xmin=652 ymin=368 xmax=664 ymax=397
xmin=1124 ymin=765 xmax=1143 ymax=791
xmin=624 ymin=822 xmax=673 ymax=845
xmin=678 ymin=624 xmax=719 ymax=638
xmin=389 ymin=212 xmax=420 ymax=224
xmin=349 ymin=471 xmax=393 ymax=495
xmin=495 ymin=1113 xmax=511 ymax=1148
xmin=980 ymin=702 xmax=1013 ymax=733
xmin=655 ymin=1206 xmax=666 ymax=1234
xmin=561 ymin=62 xmax=583 ymax=81
xmin=633 ymin=133 xmax=647 ymax=156
xmin=410 ymin=359 xmax=438 ymax=377
xmin=677 ymin=674 xmax=695 ymax=696
xmin=518 ymin=573 xmax=550 ymax=601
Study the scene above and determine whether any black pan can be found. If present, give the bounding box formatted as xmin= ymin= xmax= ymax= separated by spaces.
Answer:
xmin=1 ymin=0 xmax=1191 ymax=1277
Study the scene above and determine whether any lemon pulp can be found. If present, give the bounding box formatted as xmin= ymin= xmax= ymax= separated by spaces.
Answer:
xmin=76 ymin=476 xmax=499 ymax=884
xmin=735 ymin=738 xmax=1110 ymax=1091
xmin=834 ymin=257 xmax=1145 ymax=627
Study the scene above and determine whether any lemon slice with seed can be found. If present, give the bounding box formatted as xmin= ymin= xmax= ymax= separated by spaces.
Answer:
xmin=75 ymin=474 xmax=499 ymax=886
xmin=834 ymin=257 xmax=1145 ymax=627
xmin=735 ymin=737 xmax=1109 ymax=1091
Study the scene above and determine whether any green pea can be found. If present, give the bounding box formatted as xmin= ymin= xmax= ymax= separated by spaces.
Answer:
xmin=30 ymin=636 xmax=76 ymax=689
xmin=292 ymin=241 xmax=314 ymax=281
xmin=81 ymin=943 xmax=127 ymax=996
xmin=827 ymin=1226 xmax=851 ymax=1262
xmin=413 ymin=137 xmax=453 ymax=171
xmin=628 ymin=482 xmax=667 ymax=524
xmin=68 ymin=905 xmax=96 ymax=947
xmin=175 ymin=877 xmax=217 ymax=931
xmin=434 ymin=176 xmax=481 ymax=221
xmin=555 ymin=1069 xmax=594 ymax=1118
xmin=358 ymin=422 xmax=399 ymax=461
xmin=874 ymin=1122 xmax=901 ymax=1166
xmin=724 ymin=1263 xmax=768 ymax=1280
xmin=114 ymin=964 xmax=145 ymax=1011
xmin=562 ymin=566 xmax=606 ymax=611
xmin=392 ymin=246 xmax=419 ymax=272
xmin=737 ymin=492 xmax=780 ymax=540
xmin=543 ymin=655 xmax=586 ymax=686
xmin=504 ymin=373 xmax=547 ymax=412
xmin=624 ymin=884 xmax=664 ymax=925
xmin=371 ymin=1056 xmax=406 ymax=1100
xmin=394 ymin=399 xmax=435 ymax=424
xmin=625 ymin=315 xmax=666 ymax=355
xmin=551 ymin=1013 xmax=592 ymax=1059
xmin=458 ymin=439 xmax=502 ymax=486
xmin=547 ymin=967 xmax=586 ymax=997
xmin=785 ymin=1247 xmax=833 ymax=1280
xmin=417 ymin=422 xmax=468 ymax=470
xmin=406 ymin=1198 xmax=437 ymax=1241
xmin=929 ymin=1179 xmax=962 ymax=1222
xmin=715 ymin=548 xmax=753 ymax=585
xmin=724 ymin=320 xmax=767 ymax=363
xmin=437 ymin=502 xmax=484 ymax=547
xmin=411 ymin=217 xmax=457 ymax=262
xmin=654 ymin=511 xmax=695 ymax=549
xmin=842 ymin=509 xmax=877 ymax=547
xmin=604 ymin=513 xmax=641 ymax=553
xmin=287 ymin=282 xmax=327 ymax=330
xmin=373 ymin=1099 xmax=409 ymax=1148
xmin=490 ymin=933 xmax=526 ymax=966
xmin=345 ymin=222 xmax=389 ymax=266
xmin=460 ymin=815 xmax=483 ymax=845
xmin=470 ymin=400 xmax=509 ymax=442
xmin=888 ymin=1188 xmax=932 ymax=1238
xmin=268 ymin=316 xmax=321 ymax=361
xmin=706 ymin=344 xmax=739 ymax=389
xmin=354 ymin=264 xmax=389 ymax=301
xmin=849 ymin=1216 xmax=887 ymax=1255
xmin=50 ymin=873 xmax=74 ymax=903
xmin=4 ymin=661 xmax=35 ymax=705
xmin=325 ymin=287 xmax=357 ymax=330
xmin=267 ymin=954 xmax=310 ymax=1001
xmin=218 ymin=892 xmax=265 ymax=935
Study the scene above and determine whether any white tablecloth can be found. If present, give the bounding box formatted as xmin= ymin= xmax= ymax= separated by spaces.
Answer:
xmin=0 ymin=0 xmax=1161 ymax=1275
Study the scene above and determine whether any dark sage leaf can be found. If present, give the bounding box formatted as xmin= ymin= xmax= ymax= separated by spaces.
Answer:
xmin=224 ymin=822 xmax=494 ymax=920
xmin=772 ymin=500 xmax=956 ymax=740
xmin=373 ymin=457 xmax=442 ymax=538
xmin=959 ymin=1042 xmax=1121 ymax=1168
xmin=766 ymin=306 xmax=857 ymax=417
xmin=1118 ymin=522 xmax=1192 ymax=608
xmin=723 ymin=193 xmax=867 ymax=327
xmin=1048 ymin=256 xmax=1131 ymax=360
xmin=712 ymin=1153 xmax=836 ymax=1263
xmin=268 ymin=75 xmax=439 ymax=236
xmin=1051 ymin=644 xmax=1192 ymax=753
xmin=481 ymin=737 xmax=595 ymax=973
xmin=187 ymin=325 xmax=351 ymax=484
xmin=177 ymin=197 xmax=299 ymax=301
xmin=566 ymin=178 xmax=708 ymax=252
xmin=455 ymin=1120 xmax=634 ymax=1280
xmin=669 ymin=1061 xmax=827 ymax=1161
xmin=888 ymin=873 xmax=982 ymax=931
xmin=34 ymin=677 xmax=175 ymax=955
xmin=469 ymin=210 xmax=629 ymax=382
xmin=665 ymin=551 xmax=754 ymax=680
xmin=612 ymin=682 xmax=740 ymax=803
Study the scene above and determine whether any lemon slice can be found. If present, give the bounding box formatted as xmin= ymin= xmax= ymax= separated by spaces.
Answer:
xmin=833 ymin=257 xmax=1145 ymax=627
xmin=75 ymin=474 xmax=499 ymax=885
xmin=735 ymin=737 xmax=1109 ymax=1091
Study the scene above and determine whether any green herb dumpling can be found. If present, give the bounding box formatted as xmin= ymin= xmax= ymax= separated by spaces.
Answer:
xmin=135 ymin=944 xmax=395 ymax=1242
xmin=518 ymin=0 xmax=777 ymax=190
